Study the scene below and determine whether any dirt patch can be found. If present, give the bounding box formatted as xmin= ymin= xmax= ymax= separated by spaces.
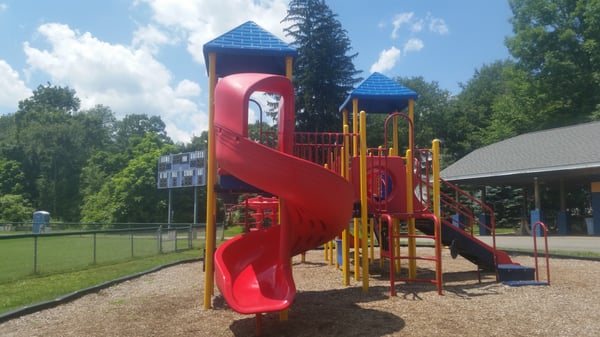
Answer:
xmin=1 ymin=248 xmax=599 ymax=337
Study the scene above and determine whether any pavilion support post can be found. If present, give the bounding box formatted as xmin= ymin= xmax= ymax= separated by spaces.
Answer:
xmin=478 ymin=186 xmax=489 ymax=236
xmin=557 ymin=179 xmax=569 ymax=235
xmin=589 ymin=182 xmax=600 ymax=236
xmin=530 ymin=177 xmax=544 ymax=237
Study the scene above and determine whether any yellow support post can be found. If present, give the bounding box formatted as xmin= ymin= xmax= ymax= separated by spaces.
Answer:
xmin=285 ymin=56 xmax=293 ymax=80
xmin=342 ymin=109 xmax=348 ymax=134
xmin=353 ymin=99 xmax=360 ymax=280
xmin=408 ymin=99 xmax=414 ymax=151
xmin=330 ymin=241 xmax=335 ymax=266
xmin=407 ymin=99 xmax=416 ymax=279
xmin=342 ymin=124 xmax=351 ymax=286
xmin=203 ymin=52 xmax=217 ymax=310
xmin=359 ymin=111 xmax=369 ymax=291
xmin=406 ymin=149 xmax=417 ymax=279
xmin=394 ymin=221 xmax=401 ymax=273
xmin=369 ymin=218 xmax=374 ymax=264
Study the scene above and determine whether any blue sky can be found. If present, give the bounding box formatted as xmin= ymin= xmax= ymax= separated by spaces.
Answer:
xmin=0 ymin=0 xmax=514 ymax=143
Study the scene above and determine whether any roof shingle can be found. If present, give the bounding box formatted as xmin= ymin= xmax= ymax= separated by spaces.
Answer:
xmin=441 ymin=121 xmax=600 ymax=184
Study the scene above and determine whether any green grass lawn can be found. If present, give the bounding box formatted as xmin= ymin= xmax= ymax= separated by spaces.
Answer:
xmin=0 ymin=225 xmax=243 ymax=316
xmin=0 ymin=232 xmax=199 ymax=284
xmin=0 ymin=249 xmax=202 ymax=315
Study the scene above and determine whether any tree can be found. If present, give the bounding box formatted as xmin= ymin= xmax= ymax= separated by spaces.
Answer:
xmin=17 ymin=83 xmax=80 ymax=116
xmin=113 ymin=114 xmax=170 ymax=149
xmin=283 ymin=0 xmax=361 ymax=132
xmin=81 ymin=133 xmax=175 ymax=223
xmin=0 ymin=194 xmax=33 ymax=223
xmin=506 ymin=0 xmax=600 ymax=128
xmin=395 ymin=77 xmax=453 ymax=149
xmin=0 ymin=158 xmax=27 ymax=196
xmin=445 ymin=60 xmax=519 ymax=156
xmin=13 ymin=85 xmax=85 ymax=220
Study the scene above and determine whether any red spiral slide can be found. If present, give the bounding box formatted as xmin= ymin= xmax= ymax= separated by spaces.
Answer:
xmin=213 ymin=73 xmax=354 ymax=314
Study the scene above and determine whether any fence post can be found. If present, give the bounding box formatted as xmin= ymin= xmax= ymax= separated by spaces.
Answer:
xmin=174 ymin=228 xmax=178 ymax=252
xmin=130 ymin=230 xmax=134 ymax=257
xmin=93 ymin=232 xmax=97 ymax=264
xmin=157 ymin=225 xmax=163 ymax=253
xmin=33 ymin=236 xmax=38 ymax=274
xmin=188 ymin=224 xmax=192 ymax=249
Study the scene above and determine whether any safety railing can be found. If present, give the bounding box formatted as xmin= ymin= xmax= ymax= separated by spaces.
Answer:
xmin=438 ymin=179 xmax=498 ymax=246
xmin=293 ymin=132 xmax=359 ymax=173
xmin=532 ymin=221 xmax=551 ymax=284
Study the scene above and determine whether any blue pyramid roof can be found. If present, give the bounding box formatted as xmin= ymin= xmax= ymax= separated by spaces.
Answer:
xmin=203 ymin=21 xmax=297 ymax=77
xmin=339 ymin=72 xmax=418 ymax=113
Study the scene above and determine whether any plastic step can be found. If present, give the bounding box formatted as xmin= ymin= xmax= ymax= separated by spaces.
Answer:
xmin=497 ymin=264 xmax=535 ymax=282
xmin=503 ymin=280 xmax=549 ymax=287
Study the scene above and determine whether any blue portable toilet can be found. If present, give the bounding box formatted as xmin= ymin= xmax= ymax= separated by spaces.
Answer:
xmin=32 ymin=211 xmax=50 ymax=233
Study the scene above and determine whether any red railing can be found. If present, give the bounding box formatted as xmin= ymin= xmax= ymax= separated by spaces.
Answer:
xmin=439 ymin=179 xmax=498 ymax=246
xmin=533 ymin=221 xmax=551 ymax=285
xmin=379 ymin=212 xmax=442 ymax=296
xmin=293 ymin=132 xmax=359 ymax=175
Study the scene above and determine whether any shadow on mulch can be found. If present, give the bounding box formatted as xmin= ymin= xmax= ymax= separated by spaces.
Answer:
xmin=366 ymin=259 xmax=503 ymax=301
xmin=229 ymin=286 xmax=405 ymax=337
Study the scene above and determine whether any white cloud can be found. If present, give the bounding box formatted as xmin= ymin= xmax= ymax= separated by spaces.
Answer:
xmin=391 ymin=12 xmax=414 ymax=39
xmin=23 ymin=23 xmax=204 ymax=143
xmin=390 ymin=12 xmax=449 ymax=39
xmin=403 ymin=38 xmax=424 ymax=53
xmin=427 ymin=14 xmax=449 ymax=35
xmin=137 ymin=0 xmax=289 ymax=65
xmin=0 ymin=60 xmax=32 ymax=112
xmin=175 ymin=79 xmax=201 ymax=97
xmin=132 ymin=24 xmax=175 ymax=54
xmin=370 ymin=46 xmax=401 ymax=74
xmin=0 ymin=3 xmax=7 ymax=12
xmin=410 ymin=19 xmax=424 ymax=33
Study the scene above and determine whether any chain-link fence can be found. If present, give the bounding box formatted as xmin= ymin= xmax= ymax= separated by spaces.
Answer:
xmin=0 ymin=223 xmax=214 ymax=284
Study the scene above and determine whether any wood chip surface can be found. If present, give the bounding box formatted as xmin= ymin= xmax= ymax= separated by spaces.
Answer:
xmin=1 ymin=248 xmax=598 ymax=337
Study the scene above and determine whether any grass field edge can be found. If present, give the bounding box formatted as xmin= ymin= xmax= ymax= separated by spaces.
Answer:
xmin=0 ymin=258 xmax=201 ymax=324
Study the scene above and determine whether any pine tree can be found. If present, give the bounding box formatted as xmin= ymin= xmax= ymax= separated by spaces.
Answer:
xmin=283 ymin=0 xmax=361 ymax=132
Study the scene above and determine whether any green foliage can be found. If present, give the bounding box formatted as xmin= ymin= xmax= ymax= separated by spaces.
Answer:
xmin=0 ymin=158 xmax=26 ymax=195
xmin=17 ymin=84 xmax=80 ymax=115
xmin=114 ymin=113 xmax=170 ymax=149
xmin=283 ymin=0 xmax=361 ymax=132
xmin=395 ymin=77 xmax=453 ymax=149
xmin=10 ymin=85 xmax=88 ymax=220
xmin=0 ymin=194 xmax=33 ymax=223
xmin=447 ymin=60 xmax=518 ymax=156
xmin=81 ymin=133 xmax=174 ymax=223
xmin=485 ymin=186 xmax=525 ymax=227
xmin=0 ymin=84 xmax=185 ymax=224
xmin=506 ymin=0 xmax=600 ymax=129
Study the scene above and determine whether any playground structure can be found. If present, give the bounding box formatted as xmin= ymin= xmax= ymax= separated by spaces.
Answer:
xmin=202 ymin=21 xmax=548 ymax=332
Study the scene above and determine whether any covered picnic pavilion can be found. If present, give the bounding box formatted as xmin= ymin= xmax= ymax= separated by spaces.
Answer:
xmin=441 ymin=121 xmax=600 ymax=235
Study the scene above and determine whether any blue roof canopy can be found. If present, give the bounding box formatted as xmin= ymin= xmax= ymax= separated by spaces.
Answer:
xmin=203 ymin=21 xmax=297 ymax=77
xmin=339 ymin=72 xmax=418 ymax=113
